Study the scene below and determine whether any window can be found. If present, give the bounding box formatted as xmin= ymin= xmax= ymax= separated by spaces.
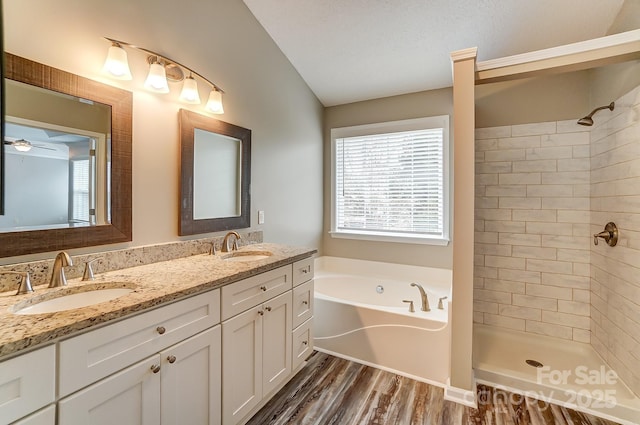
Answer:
xmin=71 ymin=159 xmax=90 ymax=223
xmin=331 ymin=116 xmax=449 ymax=244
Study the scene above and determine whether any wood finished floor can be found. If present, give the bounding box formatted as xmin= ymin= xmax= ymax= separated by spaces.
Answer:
xmin=246 ymin=352 xmax=620 ymax=425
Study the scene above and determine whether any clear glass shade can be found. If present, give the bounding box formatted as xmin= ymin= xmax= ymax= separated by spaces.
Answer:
xmin=205 ymin=90 xmax=224 ymax=114
xmin=179 ymin=76 xmax=201 ymax=104
xmin=144 ymin=62 xmax=170 ymax=93
xmin=103 ymin=45 xmax=132 ymax=80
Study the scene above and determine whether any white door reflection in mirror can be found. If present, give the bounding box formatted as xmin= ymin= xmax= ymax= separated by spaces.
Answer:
xmin=193 ymin=129 xmax=242 ymax=220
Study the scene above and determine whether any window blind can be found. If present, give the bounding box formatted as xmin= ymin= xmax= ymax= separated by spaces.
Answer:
xmin=71 ymin=159 xmax=90 ymax=223
xmin=335 ymin=128 xmax=444 ymax=238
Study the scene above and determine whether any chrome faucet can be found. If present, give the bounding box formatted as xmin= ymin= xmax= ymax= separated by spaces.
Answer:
xmin=410 ymin=283 xmax=430 ymax=311
xmin=221 ymin=231 xmax=241 ymax=253
xmin=49 ymin=252 xmax=73 ymax=288
xmin=0 ymin=271 xmax=34 ymax=295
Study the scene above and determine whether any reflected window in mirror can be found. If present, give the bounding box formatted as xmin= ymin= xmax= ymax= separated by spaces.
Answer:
xmin=179 ymin=109 xmax=250 ymax=236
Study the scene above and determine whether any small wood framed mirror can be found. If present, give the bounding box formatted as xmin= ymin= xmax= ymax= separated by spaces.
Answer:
xmin=179 ymin=109 xmax=251 ymax=236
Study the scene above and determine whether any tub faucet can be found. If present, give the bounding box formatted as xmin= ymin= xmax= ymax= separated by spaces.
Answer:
xmin=49 ymin=251 xmax=73 ymax=288
xmin=221 ymin=231 xmax=241 ymax=253
xmin=410 ymin=283 xmax=430 ymax=311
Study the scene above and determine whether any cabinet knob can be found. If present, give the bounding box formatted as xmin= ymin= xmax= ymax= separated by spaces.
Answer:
xmin=156 ymin=326 xmax=166 ymax=335
xmin=265 ymin=306 xmax=272 ymax=312
xmin=301 ymin=268 xmax=308 ymax=274
xmin=302 ymin=300 xmax=308 ymax=305
xmin=167 ymin=355 xmax=177 ymax=364
xmin=260 ymin=286 xmax=267 ymax=291
xmin=258 ymin=310 xmax=264 ymax=316
xmin=151 ymin=364 xmax=161 ymax=374
xmin=302 ymin=340 xmax=308 ymax=345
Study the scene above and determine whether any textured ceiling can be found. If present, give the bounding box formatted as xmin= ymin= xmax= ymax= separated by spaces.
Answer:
xmin=243 ymin=0 xmax=626 ymax=106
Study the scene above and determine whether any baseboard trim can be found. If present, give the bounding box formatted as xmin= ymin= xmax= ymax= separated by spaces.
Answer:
xmin=444 ymin=378 xmax=477 ymax=408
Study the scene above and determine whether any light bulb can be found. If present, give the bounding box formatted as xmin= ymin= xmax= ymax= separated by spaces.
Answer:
xmin=144 ymin=60 xmax=169 ymax=93
xmin=103 ymin=44 xmax=132 ymax=80
xmin=179 ymin=75 xmax=201 ymax=104
xmin=13 ymin=140 xmax=32 ymax=152
xmin=205 ymin=89 xmax=224 ymax=114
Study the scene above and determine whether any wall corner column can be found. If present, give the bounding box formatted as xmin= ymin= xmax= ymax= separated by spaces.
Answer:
xmin=449 ymin=47 xmax=477 ymax=394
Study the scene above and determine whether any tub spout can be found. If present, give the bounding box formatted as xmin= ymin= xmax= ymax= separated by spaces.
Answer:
xmin=410 ymin=283 xmax=430 ymax=311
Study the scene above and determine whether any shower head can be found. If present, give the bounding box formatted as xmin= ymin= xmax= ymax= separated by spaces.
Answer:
xmin=577 ymin=102 xmax=615 ymax=126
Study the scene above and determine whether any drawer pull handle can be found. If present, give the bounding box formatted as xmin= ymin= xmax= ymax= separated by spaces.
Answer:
xmin=265 ymin=306 xmax=272 ymax=312
xmin=151 ymin=364 xmax=161 ymax=373
xmin=156 ymin=326 xmax=166 ymax=335
xmin=167 ymin=355 xmax=177 ymax=364
xmin=302 ymin=340 xmax=308 ymax=345
xmin=302 ymin=300 xmax=308 ymax=305
xmin=258 ymin=310 xmax=264 ymax=316
xmin=260 ymin=286 xmax=267 ymax=291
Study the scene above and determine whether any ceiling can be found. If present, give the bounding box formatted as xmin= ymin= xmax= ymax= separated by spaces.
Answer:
xmin=243 ymin=0 xmax=626 ymax=107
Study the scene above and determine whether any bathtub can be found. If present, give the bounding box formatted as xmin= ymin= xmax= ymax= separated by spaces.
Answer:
xmin=313 ymin=256 xmax=452 ymax=387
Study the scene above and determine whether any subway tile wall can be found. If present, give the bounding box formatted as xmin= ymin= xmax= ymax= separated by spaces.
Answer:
xmin=474 ymin=82 xmax=640 ymax=397
xmin=474 ymin=119 xmax=592 ymax=342
xmin=589 ymin=84 xmax=640 ymax=396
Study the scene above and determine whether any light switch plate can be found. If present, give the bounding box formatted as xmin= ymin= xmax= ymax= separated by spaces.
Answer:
xmin=258 ymin=210 xmax=265 ymax=224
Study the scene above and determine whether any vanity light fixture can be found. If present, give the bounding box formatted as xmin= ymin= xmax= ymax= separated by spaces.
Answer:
xmin=102 ymin=37 xmax=224 ymax=114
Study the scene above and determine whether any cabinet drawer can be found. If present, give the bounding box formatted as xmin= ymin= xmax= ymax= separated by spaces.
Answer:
xmin=292 ymin=318 xmax=313 ymax=371
xmin=292 ymin=258 xmax=314 ymax=287
xmin=292 ymin=280 xmax=313 ymax=329
xmin=59 ymin=289 xmax=220 ymax=397
xmin=0 ymin=345 xmax=55 ymax=424
xmin=221 ymin=265 xmax=292 ymax=321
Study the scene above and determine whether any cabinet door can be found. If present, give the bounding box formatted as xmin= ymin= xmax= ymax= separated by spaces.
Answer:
xmin=11 ymin=405 xmax=55 ymax=425
xmin=160 ymin=326 xmax=221 ymax=425
xmin=222 ymin=306 xmax=263 ymax=425
xmin=58 ymin=355 xmax=161 ymax=425
xmin=0 ymin=345 xmax=55 ymax=424
xmin=262 ymin=291 xmax=292 ymax=396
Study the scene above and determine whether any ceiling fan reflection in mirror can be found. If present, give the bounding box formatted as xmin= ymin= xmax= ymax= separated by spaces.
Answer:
xmin=3 ymin=138 xmax=55 ymax=152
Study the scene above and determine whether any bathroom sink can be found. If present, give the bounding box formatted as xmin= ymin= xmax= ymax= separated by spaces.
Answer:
xmin=13 ymin=284 xmax=135 ymax=315
xmin=222 ymin=251 xmax=273 ymax=262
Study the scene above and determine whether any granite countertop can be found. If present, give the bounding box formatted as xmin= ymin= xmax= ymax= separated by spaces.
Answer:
xmin=0 ymin=243 xmax=316 ymax=358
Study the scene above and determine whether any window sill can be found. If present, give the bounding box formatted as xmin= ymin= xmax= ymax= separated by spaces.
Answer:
xmin=329 ymin=230 xmax=450 ymax=246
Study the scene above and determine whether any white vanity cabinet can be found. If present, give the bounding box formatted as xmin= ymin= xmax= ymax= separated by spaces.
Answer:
xmin=57 ymin=289 xmax=222 ymax=425
xmin=221 ymin=266 xmax=293 ymax=425
xmin=0 ymin=345 xmax=55 ymax=424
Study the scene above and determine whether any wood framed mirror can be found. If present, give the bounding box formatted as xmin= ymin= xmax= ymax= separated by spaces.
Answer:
xmin=0 ymin=53 xmax=132 ymax=257
xmin=179 ymin=109 xmax=251 ymax=236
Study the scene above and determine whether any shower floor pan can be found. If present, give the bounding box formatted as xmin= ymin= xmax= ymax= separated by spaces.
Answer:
xmin=473 ymin=324 xmax=640 ymax=425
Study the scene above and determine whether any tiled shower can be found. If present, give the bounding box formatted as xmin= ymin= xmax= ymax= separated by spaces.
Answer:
xmin=473 ymin=83 xmax=640 ymax=396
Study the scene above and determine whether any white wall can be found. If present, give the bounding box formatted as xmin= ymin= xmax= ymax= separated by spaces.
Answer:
xmin=2 ymin=0 xmax=324 ymax=264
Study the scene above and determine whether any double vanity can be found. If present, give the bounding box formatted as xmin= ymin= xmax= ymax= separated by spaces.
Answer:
xmin=0 ymin=243 xmax=316 ymax=425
